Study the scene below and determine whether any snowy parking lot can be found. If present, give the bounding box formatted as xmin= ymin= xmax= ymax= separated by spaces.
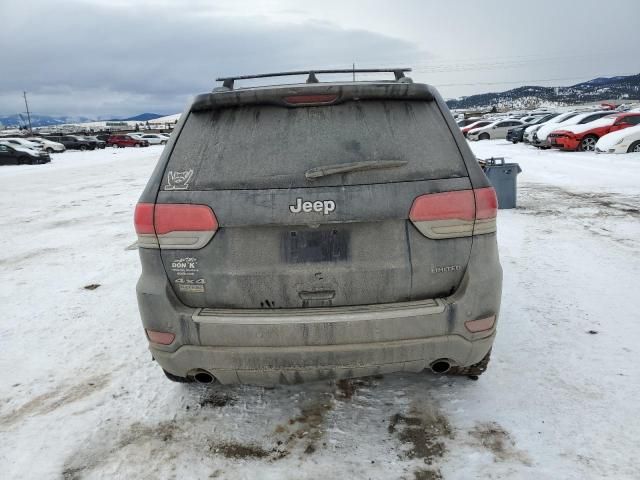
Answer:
xmin=1 ymin=142 xmax=640 ymax=479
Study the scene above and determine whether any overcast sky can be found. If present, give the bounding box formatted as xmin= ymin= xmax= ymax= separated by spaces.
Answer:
xmin=1 ymin=0 xmax=639 ymax=117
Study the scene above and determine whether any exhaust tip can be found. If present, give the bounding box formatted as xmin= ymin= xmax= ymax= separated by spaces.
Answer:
xmin=430 ymin=360 xmax=451 ymax=374
xmin=192 ymin=370 xmax=215 ymax=384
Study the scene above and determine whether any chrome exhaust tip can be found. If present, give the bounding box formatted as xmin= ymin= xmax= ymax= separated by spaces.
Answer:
xmin=430 ymin=360 xmax=451 ymax=374
xmin=192 ymin=370 xmax=215 ymax=384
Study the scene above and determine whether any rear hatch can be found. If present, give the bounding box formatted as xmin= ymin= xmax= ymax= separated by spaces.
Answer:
xmin=154 ymin=87 xmax=476 ymax=309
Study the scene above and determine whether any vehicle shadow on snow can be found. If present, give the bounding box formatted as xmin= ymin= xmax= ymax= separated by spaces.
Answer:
xmin=60 ymin=372 xmax=531 ymax=479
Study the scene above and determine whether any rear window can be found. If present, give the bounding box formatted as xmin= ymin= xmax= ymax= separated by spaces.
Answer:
xmin=165 ymin=100 xmax=467 ymax=190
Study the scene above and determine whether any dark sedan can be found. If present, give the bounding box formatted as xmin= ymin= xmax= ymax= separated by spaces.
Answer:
xmin=0 ymin=143 xmax=51 ymax=165
xmin=44 ymin=135 xmax=96 ymax=151
xmin=81 ymin=136 xmax=107 ymax=149
xmin=506 ymin=113 xmax=559 ymax=143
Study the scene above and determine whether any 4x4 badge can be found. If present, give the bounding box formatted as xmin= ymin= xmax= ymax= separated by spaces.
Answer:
xmin=289 ymin=198 xmax=336 ymax=215
xmin=165 ymin=169 xmax=194 ymax=190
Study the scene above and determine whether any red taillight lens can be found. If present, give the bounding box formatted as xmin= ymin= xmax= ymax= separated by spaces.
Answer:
xmin=134 ymin=203 xmax=218 ymax=249
xmin=409 ymin=190 xmax=475 ymax=222
xmin=134 ymin=203 xmax=155 ymax=234
xmin=154 ymin=204 xmax=218 ymax=235
xmin=145 ymin=329 xmax=175 ymax=345
xmin=409 ymin=187 xmax=497 ymax=239
xmin=474 ymin=187 xmax=498 ymax=220
xmin=283 ymin=94 xmax=338 ymax=105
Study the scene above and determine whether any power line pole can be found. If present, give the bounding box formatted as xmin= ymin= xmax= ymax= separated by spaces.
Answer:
xmin=23 ymin=91 xmax=33 ymax=134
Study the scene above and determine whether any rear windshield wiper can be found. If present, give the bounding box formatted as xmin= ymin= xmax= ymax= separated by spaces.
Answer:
xmin=305 ymin=160 xmax=408 ymax=180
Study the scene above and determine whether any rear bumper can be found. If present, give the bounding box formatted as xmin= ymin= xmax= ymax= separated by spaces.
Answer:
xmin=151 ymin=331 xmax=496 ymax=385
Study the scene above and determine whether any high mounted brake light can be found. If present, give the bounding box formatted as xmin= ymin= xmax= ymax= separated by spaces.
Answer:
xmin=283 ymin=94 xmax=339 ymax=105
xmin=409 ymin=187 xmax=497 ymax=239
xmin=134 ymin=203 xmax=218 ymax=249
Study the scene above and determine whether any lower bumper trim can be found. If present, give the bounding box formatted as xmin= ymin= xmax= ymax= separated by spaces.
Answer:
xmin=152 ymin=332 xmax=496 ymax=385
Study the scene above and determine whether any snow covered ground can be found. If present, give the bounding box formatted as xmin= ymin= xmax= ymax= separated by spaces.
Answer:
xmin=1 ymin=142 xmax=639 ymax=479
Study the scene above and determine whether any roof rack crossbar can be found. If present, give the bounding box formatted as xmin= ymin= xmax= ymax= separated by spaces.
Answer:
xmin=216 ymin=68 xmax=412 ymax=90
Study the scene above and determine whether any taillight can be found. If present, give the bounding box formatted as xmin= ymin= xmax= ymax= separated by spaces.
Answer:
xmin=473 ymin=187 xmax=498 ymax=235
xmin=409 ymin=187 xmax=497 ymax=239
xmin=135 ymin=203 xmax=157 ymax=248
xmin=283 ymin=94 xmax=338 ymax=106
xmin=134 ymin=203 xmax=218 ymax=249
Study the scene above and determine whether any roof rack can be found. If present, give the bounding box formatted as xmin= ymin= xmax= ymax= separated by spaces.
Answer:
xmin=215 ymin=68 xmax=412 ymax=90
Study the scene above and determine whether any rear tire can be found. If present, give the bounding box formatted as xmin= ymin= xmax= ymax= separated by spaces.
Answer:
xmin=163 ymin=369 xmax=192 ymax=383
xmin=479 ymin=133 xmax=490 ymax=140
xmin=79 ymin=145 xmax=87 ymax=151
xmin=161 ymin=140 xmax=167 ymax=145
xmin=579 ymin=135 xmax=598 ymax=152
xmin=628 ymin=141 xmax=640 ymax=153
xmin=46 ymin=147 xmax=54 ymax=153
xmin=448 ymin=349 xmax=492 ymax=377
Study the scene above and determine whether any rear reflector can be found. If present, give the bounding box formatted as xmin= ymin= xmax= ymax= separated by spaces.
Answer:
xmin=465 ymin=315 xmax=496 ymax=333
xmin=283 ymin=94 xmax=338 ymax=105
xmin=409 ymin=187 xmax=497 ymax=239
xmin=145 ymin=329 xmax=175 ymax=345
xmin=134 ymin=203 xmax=218 ymax=249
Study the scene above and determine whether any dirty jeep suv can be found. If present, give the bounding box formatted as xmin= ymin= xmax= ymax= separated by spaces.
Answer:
xmin=135 ymin=68 xmax=502 ymax=385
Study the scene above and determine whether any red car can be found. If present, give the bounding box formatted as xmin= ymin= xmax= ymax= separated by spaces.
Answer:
xmin=461 ymin=120 xmax=492 ymax=137
xmin=107 ymin=135 xmax=149 ymax=148
xmin=548 ymin=113 xmax=640 ymax=151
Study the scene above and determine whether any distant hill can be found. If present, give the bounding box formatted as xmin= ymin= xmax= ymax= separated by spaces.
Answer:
xmin=0 ymin=112 xmax=167 ymax=129
xmin=446 ymin=73 xmax=640 ymax=110
xmin=116 ymin=113 xmax=166 ymax=122
xmin=0 ymin=114 xmax=94 ymax=128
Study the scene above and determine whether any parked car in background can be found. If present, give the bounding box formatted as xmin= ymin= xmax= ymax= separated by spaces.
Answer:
xmin=467 ymin=119 xmax=524 ymax=140
xmin=520 ymin=114 xmax=547 ymax=124
xmin=80 ymin=136 xmax=107 ymax=149
xmin=26 ymin=137 xmax=66 ymax=153
xmin=456 ymin=117 xmax=482 ymax=127
xmin=0 ymin=137 xmax=43 ymax=151
xmin=460 ymin=120 xmax=492 ymax=137
xmin=533 ymin=111 xmax=611 ymax=148
xmin=107 ymin=134 xmax=149 ymax=148
xmin=525 ymin=112 xmax=578 ymax=144
xmin=548 ymin=113 xmax=640 ymax=151
xmin=0 ymin=143 xmax=51 ymax=165
xmin=44 ymin=135 xmax=96 ymax=150
xmin=596 ymin=124 xmax=640 ymax=154
xmin=507 ymin=113 xmax=559 ymax=143
xmin=128 ymin=133 xmax=169 ymax=145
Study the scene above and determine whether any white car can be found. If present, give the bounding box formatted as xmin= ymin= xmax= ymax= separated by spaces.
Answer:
xmin=522 ymin=114 xmax=561 ymax=143
xmin=595 ymin=125 xmax=640 ymax=154
xmin=533 ymin=111 xmax=610 ymax=146
xmin=0 ymin=137 xmax=43 ymax=151
xmin=128 ymin=133 xmax=169 ymax=145
xmin=466 ymin=119 xmax=524 ymax=141
xmin=26 ymin=137 xmax=66 ymax=153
